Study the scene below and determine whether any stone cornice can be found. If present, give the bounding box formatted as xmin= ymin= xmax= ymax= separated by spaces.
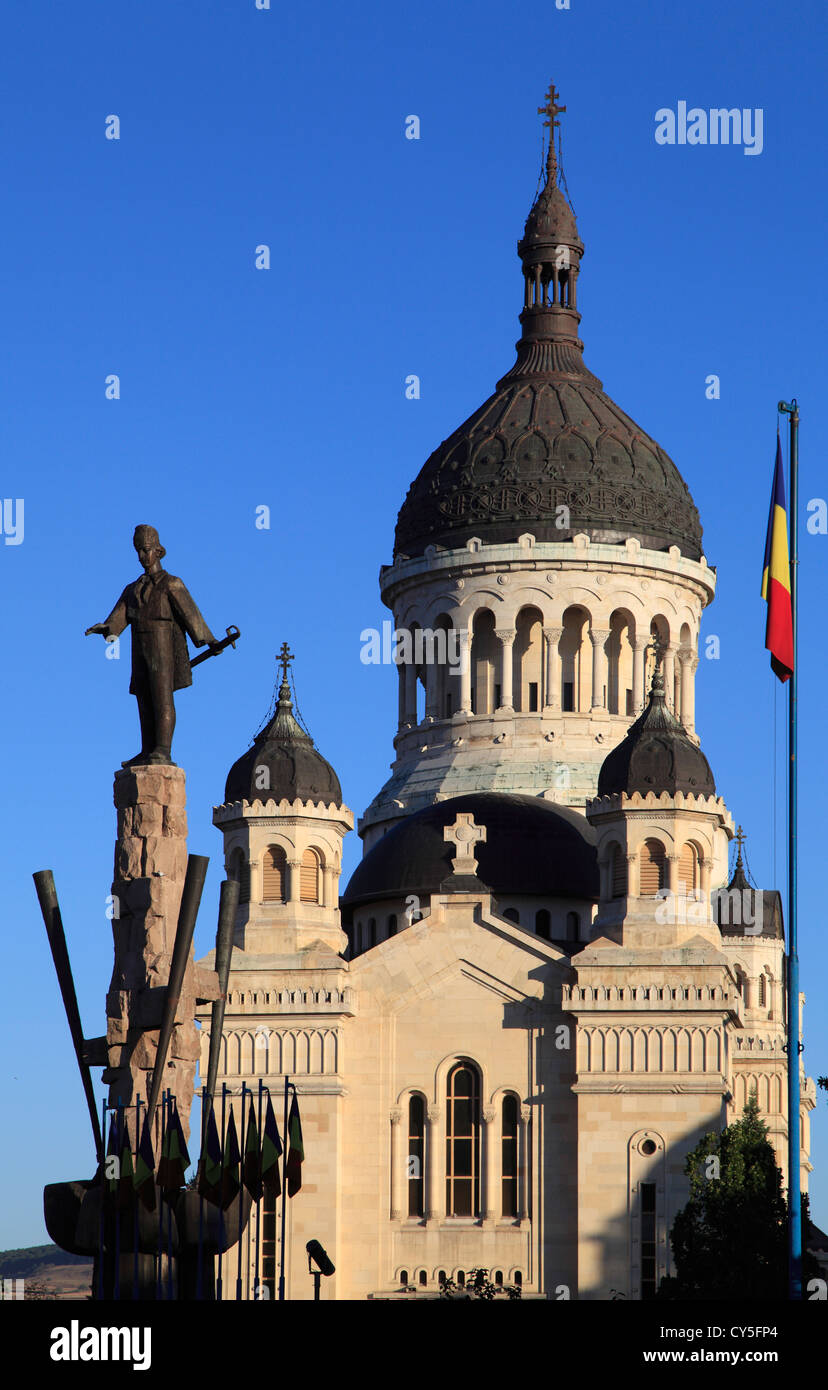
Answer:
xmin=213 ymin=795 xmax=353 ymax=829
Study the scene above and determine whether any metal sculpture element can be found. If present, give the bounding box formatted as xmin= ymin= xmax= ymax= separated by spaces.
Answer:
xmin=85 ymin=524 xmax=240 ymax=766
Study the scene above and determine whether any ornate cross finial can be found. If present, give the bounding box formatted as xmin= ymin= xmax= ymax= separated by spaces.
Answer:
xmin=444 ymin=813 xmax=486 ymax=878
xmin=734 ymin=824 xmax=746 ymax=870
xmin=538 ymin=81 xmax=566 ymax=183
xmin=277 ymin=641 xmax=294 ymax=685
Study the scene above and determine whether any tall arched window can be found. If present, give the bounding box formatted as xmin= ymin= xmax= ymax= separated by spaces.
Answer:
xmin=535 ymin=908 xmax=551 ymax=940
xmin=368 ymin=917 xmax=377 ymax=947
xmin=300 ymin=847 xmax=321 ymax=903
xmin=229 ymin=848 xmax=251 ymax=904
xmin=639 ymin=839 xmax=666 ymax=895
xmin=503 ymin=907 xmax=520 ymax=925
xmin=408 ymin=1095 xmax=425 ymax=1218
xmin=262 ymin=845 xmax=286 ymax=902
xmin=445 ymin=1062 xmax=481 ymax=1217
xmin=566 ymin=911 xmax=580 ymax=941
xmin=678 ymin=843 xmax=699 ymax=895
xmin=610 ymin=843 xmax=627 ymax=898
xmin=758 ymin=973 xmax=767 ymax=1008
xmin=387 ymin=914 xmax=397 ymax=938
xmin=501 ymin=1094 xmax=519 ymax=1218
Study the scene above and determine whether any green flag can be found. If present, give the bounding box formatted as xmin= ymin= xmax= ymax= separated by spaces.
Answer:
xmin=133 ymin=1115 xmax=156 ymax=1212
xmin=243 ymin=1101 xmax=262 ymax=1201
xmin=286 ymin=1093 xmax=304 ymax=1198
xmin=197 ymin=1107 xmax=223 ymax=1207
xmin=261 ymin=1096 xmax=282 ymax=1198
xmin=157 ymin=1104 xmax=190 ymax=1193
xmin=221 ymin=1109 xmax=242 ymax=1210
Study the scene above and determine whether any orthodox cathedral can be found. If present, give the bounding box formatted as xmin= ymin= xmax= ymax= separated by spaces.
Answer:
xmin=197 ymin=85 xmax=814 ymax=1300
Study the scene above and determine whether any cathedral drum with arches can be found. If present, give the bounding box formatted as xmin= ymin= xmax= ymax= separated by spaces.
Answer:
xmin=196 ymin=87 xmax=814 ymax=1300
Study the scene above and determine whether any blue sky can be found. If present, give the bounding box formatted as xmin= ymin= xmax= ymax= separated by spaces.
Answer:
xmin=1 ymin=0 xmax=827 ymax=1248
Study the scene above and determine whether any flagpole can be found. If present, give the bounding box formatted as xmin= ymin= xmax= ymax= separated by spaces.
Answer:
xmin=236 ymin=1084 xmax=246 ymax=1300
xmin=97 ymin=1098 xmax=107 ymax=1301
xmin=133 ymin=1096 xmax=141 ymax=1300
xmin=217 ymin=1082 xmax=227 ymax=1301
xmin=196 ymin=1085 xmax=206 ymax=1302
xmin=255 ymin=1078 xmax=263 ymax=1300
xmin=779 ymin=396 xmax=801 ymax=1299
xmin=278 ymin=1076 xmax=290 ymax=1302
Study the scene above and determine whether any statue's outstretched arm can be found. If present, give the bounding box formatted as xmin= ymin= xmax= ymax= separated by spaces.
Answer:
xmin=85 ymin=590 xmax=128 ymax=638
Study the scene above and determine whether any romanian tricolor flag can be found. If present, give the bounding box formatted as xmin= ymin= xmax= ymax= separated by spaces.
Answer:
xmin=761 ymin=436 xmax=794 ymax=682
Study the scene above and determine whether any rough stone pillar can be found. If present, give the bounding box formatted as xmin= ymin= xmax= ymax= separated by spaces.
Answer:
xmin=104 ymin=765 xmax=200 ymax=1143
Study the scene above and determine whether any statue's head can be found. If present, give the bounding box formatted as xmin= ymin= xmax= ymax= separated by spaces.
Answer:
xmin=133 ymin=524 xmax=166 ymax=570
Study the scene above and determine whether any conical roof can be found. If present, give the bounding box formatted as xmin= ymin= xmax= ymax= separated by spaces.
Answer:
xmin=224 ymin=662 xmax=342 ymax=807
xmin=393 ymin=84 xmax=702 ymax=561
xmin=596 ymin=664 xmax=715 ymax=798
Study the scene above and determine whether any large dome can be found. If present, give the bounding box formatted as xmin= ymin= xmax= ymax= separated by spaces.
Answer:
xmin=342 ymin=792 xmax=598 ymax=910
xmin=394 ymin=103 xmax=702 ymax=562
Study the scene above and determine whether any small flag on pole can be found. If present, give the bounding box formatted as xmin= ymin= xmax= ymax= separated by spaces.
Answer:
xmin=761 ymin=435 xmax=794 ymax=682
xmin=197 ymin=1106 xmax=223 ymax=1207
xmin=157 ymin=1103 xmax=191 ymax=1193
xmin=243 ymin=1103 xmax=263 ymax=1202
xmin=221 ymin=1110 xmax=242 ymax=1210
xmin=286 ymin=1093 xmax=304 ymax=1198
xmin=133 ymin=1116 xmax=157 ymax=1212
xmin=261 ymin=1096 xmax=282 ymax=1198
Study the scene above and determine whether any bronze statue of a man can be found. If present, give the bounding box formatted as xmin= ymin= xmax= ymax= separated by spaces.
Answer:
xmin=86 ymin=524 xmax=220 ymax=766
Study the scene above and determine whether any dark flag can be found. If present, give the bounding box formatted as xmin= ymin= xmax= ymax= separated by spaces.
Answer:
xmin=197 ymin=1106 xmax=223 ymax=1207
xmin=105 ymin=1114 xmax=120 ymax=1200
xmin=261 ymin=1096 xmax=282 ymax=1198
xmin=243 ymin=1102 xmax=263 ymax=1201
xmin=157 ymin=1104 xmax=191 ymax=1193
xmin=221 ymin=1109 xmax=242 ymax=1210
xmin=133 ymin=1116 xmax=156 ymax=1212
xmin=286 ymin=1093 xmax=304 ymax=1198
xmin=117 ymin=1127 xmax=135 ymax=1210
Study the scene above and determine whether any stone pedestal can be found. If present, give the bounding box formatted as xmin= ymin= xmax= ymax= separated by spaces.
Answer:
xmin=104 ymin=765 xmax=200 ymax=1141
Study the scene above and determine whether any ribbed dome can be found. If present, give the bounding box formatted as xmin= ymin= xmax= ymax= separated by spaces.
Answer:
xmin=342 ymin=792 xmax=598 ymax=909
xmin=224 ymin=673 xmax=342 ymax=807
xmin=596 ymin=666 xmax=715 ymax=799
xmin=394 ymin=87 xmax=702 ymax=562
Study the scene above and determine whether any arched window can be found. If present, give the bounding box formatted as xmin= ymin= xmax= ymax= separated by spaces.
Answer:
xmin=678 ymin=843 xmax=699 ymax=895
xmin=535 ymin=908 xmax=551 ymax=940
xmin=639 ymin=839 xmax=666 ymax=895
xmin=229 ymin=848 xmax=251 ymax=904
xmin=446 ymin=1062 xmax=481 ymax=1217
xmin=399 ymin=1269 xmax=409 ymax=1288
xmin=501 ymin=1094 xmax=519 ymax=1218
xmin=417 ymin=1269 xmax=427 ymax=1286
xmin=494 ymin=1270 xmax=504 ymax=1287
xmin=368 ymin=917 xmax=376 ymax=946
xmin=262 ymin=845 xmax=286 ymax=902
xmin=503 ymin=907 xmax=520 ymax=924
xmin=408 ymin=1095 xmax=425 ymax=1218
xmin=610 ymin=843 xmax=627 ymax=898
xmin=566 ymin=911 xmax=580 ymax=941
xmin=300 ymin=847 xmax=321 ymax=903
xmin=759 ymin=973 xmax=767 ymax=1008
xmin=387 ymin=914 xmax=397 ymax=937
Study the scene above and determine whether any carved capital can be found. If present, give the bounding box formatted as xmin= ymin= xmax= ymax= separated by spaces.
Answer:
xmin=543 ymin=626 xmax=563 ymax=645
xmin=520 ymin=1104 xmax=531 ymax=1126
xmin=589 ymin=628 xmax=611 ymax=646
xmin=482 ymin=1106 xmax=496 ymax=1125
xmin=495 ymin=629 xmax=516 ymax=646
xmin=390 ymin=1108 xmax=403 ymax=1127
xmin=426 ymin=1104 xmax=440 ymax=1126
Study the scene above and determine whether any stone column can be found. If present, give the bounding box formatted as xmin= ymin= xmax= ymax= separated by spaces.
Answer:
xmin=390 ymin=1108 xmax=404 ymax=1220
xmin=287 ymin=858 xmax=302 ymax=904
xmin=105 ymin=765 xmax=211 ymax=1144
xmin=426 ymin=1103 xmax=441 ymax=1221
xmin=684 ymin=653 xmax=699 ymax=735
xmin=543 ymin=627 xmax=562 ymax=710
xmin=424 ymin=654 xmax=439 ymax=721
xmin=518 ymin=1104 xmax=531 ymax=1221
xmin=495 ymin=629 xmax=515 ymax=710
xmin=404 ymin=658 xmax=418 ymax=727
xmin=248 ymin=855 xmax=260 ymax=904
xmin=633 ymin=636 xmax=648 ymax=713
xmin=667 ymin=853 xmax=680 ymax=895
xmin=663 ymin=645 xmax=676 ymax=711
xmin=627 ymin=851 xmax=640 ymax=898
xmin=456 ymin=629 xmax=471 ymax=715
xmin=589 ymin=628 xmax=610 ymax=711
xmin=397 ymin=662 xmax=407 ymax=730
xmin=483 ymin=1106 xmax=498 ymax=1223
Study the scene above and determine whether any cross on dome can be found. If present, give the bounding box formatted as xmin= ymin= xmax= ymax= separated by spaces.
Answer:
xmin=444 ymin=813 xmax=487 ymax=878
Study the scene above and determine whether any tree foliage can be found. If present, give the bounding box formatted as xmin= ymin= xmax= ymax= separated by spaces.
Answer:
xmin=658 ymin=1092 xmax=802 ymax=1299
